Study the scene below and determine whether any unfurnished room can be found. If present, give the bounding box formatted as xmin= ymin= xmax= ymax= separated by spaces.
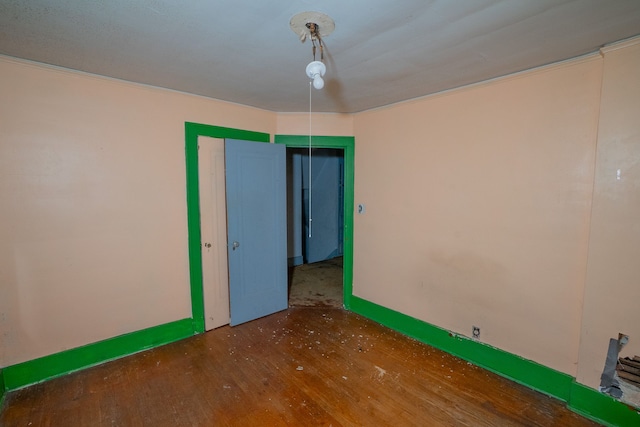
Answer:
xmin=1 ymin=1 xmax=640 ymax=426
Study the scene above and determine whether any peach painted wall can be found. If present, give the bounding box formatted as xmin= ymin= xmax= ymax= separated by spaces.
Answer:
xmin=276 ymin=112 xmax=353 ymax=136
xmin=352 ymin=56 xmax=603 ymax=375
xmin=0 ymin=56 xmax=276 ymax=367
xmin=2 ymin=37 xmax=637 ymax=400
xmin=577 ymin=38 xmax=640 ymax=389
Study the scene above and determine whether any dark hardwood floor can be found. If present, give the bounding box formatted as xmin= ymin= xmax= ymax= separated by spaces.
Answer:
xmin=0 ymin=307 xmax=600 ymax=426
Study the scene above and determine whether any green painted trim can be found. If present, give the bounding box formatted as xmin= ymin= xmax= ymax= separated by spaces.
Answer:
xmin=350 ymin=296 xmax=640 ymax=426
xmin=184 ymin=122 xmax=271 ymax=333
xmin=0 ymin=369 xmax=5 ymax=408
xmin=274 ymin=135 xmax=355 ymax=309
xmin=569 ymin=382 xmax=640 ymax=427
xmin=349 ymin=296 xmax=572 ymax=400
xmin=2 ymin=318 xmax=193 ymax=391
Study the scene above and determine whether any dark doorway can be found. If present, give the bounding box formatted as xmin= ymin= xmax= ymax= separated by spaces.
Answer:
xmin=286 ymin=147 xmax=344 ymax=307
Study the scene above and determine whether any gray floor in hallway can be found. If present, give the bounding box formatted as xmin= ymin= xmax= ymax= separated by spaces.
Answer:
xmin=289 ymin=256 xmax=343 ymax=308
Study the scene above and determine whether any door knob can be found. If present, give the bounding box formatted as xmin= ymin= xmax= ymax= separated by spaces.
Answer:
xmin=204 ymin=243 xmax=212 ymax=248
xmin=232 ymin=241 xmax=240 ymax=250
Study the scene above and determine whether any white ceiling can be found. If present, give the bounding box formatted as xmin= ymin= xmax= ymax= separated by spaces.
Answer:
xmin=1 ymin=0 xmax=639 ymax=113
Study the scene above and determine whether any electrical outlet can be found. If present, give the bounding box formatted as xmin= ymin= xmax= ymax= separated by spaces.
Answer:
xmin=472 ymin=326 xmax=480 ymax=340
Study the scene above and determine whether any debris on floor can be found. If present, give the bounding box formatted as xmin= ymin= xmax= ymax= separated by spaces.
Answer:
xmin=617 ymin=356 xmax=640 ymax=386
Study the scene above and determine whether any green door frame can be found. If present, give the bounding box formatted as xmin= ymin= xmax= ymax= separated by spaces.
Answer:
xmin=185 ymin=122 xmax=270 ymax=333
xmin=275 ymin=135 xmax=355 ymax=309
xmin=185 ymin=124 xmax=355 ymax=332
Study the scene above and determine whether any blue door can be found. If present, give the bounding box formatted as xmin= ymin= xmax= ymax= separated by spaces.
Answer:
xmin=225 ymin=139 xmax=288 ymax=326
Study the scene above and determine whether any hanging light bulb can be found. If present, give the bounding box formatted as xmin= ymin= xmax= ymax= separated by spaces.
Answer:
xmin=313 ymin=74 xmax=324 ymax=89
xmin=289 ymin=13 xmax=335 ymax=237
xmin=306 ymin=60 xmax=326 ymax=90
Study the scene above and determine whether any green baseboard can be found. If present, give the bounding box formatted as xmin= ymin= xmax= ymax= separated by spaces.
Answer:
xmin=570 ymin=382 xmax=640 ymax=427
xmin=349 ymin=296 xmax=572 ymax=400
xmin=349 ymin=296 xmax=639 ymax=427
xmin=0 ymin=368 xmax=5 ymax=408
xmin=2 ymin=318 xmax=194 ymax=391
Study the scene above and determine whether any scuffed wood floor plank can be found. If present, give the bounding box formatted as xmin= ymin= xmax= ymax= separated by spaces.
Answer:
xmin=0 ymin=308 xmax=600 ymax=426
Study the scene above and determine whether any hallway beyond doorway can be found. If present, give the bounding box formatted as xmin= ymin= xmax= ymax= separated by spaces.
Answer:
xmin=289 ymin=257 xmax=343 ymax=308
